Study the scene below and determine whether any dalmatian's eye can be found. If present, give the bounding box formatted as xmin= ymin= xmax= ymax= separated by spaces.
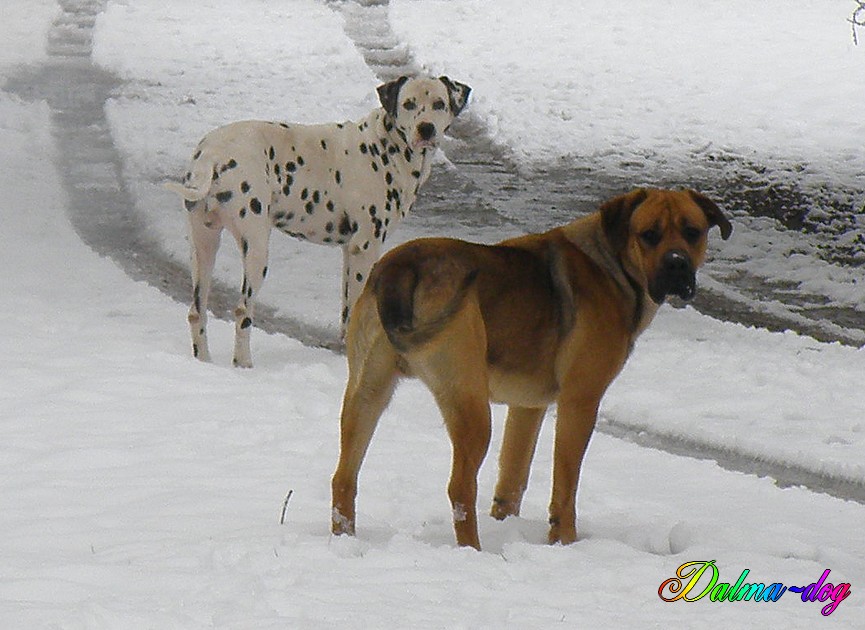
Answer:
xmin=432 ymin=99 xmax=446 ymax=111
xmin=403 ymin=100 xmax=417 ymax=111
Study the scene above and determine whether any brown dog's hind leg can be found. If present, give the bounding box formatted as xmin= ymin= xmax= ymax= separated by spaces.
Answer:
xmin=491 ymin=406 xmax=546 ymax=520
xmin=437 ymin=390 xmax=491 ymax=550
xmin=417 ymin=300 xmax=491 ymax=550
xmin=331 ymin=327 xmax=398 ymax=538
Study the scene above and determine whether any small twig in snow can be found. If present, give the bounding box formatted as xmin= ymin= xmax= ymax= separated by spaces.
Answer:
xmin=850 ymin=1 xmax=865 ymax=45
xmin=279 ymin=489 xmax=294 ymax=525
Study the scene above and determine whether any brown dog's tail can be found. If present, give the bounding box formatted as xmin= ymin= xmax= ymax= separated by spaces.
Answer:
xmin=374 ymin=244 xmax=479 ymax=352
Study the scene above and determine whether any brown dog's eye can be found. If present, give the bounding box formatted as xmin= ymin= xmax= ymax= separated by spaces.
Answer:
xmin=432 ymin=99 xmax=446 ymax=111
xmin=403 ymin=100 xmax=417 ymax=111
xmin=683 ymin=226 xmax=703 ymax=244
xmin=640 ymin=229 xmax=661 ymax=247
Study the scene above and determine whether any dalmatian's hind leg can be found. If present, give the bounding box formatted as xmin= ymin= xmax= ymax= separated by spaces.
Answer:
xmin=187 ymin=202 xmax=222 ymax=362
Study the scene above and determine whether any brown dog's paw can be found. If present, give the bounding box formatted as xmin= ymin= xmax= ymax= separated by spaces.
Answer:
xmin=331 ymin=507 xmax=355 ymax=537
xmin=490 ymin=496 xmax=520 ymax=521
xmin=547 ymin=517 xmax=577 ymax=546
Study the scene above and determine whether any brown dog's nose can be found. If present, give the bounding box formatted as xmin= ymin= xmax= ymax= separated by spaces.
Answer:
xmin=662 ymin=250 xmax=690 ymax=273
xmin=417 ymin=122 xmax=436 ymax=141
xmin=656 ymin=249 xmax=696 ymax=302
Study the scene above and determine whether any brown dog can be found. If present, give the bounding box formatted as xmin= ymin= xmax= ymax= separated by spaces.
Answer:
xmin=331 ymin=188 xmax=732 ymax=549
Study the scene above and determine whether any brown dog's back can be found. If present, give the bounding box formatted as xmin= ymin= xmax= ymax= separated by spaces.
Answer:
xmin=371 ymin=237 xmax=575 ymax=359
xmin=373 ymin=239 xmax=479 ymax=352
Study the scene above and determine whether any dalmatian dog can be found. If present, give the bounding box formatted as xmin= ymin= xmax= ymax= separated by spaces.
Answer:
xmin=166 ymin=75 xmax=471 ymax=367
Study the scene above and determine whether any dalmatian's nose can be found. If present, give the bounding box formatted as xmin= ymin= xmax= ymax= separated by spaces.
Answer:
xmin=417 ymin=122 xmax=436 ymax=141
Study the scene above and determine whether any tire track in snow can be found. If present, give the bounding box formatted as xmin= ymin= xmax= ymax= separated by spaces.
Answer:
xmin=3 ymin=0 xmax=861 ymax=504
xmin=600 ymin=417 xmax=865 ymax=506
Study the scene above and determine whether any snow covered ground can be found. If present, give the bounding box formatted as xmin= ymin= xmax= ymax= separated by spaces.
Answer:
xmin=392 ymin=0 xmax=865 ymax=181
xmin=1 ymin=0 xmax=864 ymax=627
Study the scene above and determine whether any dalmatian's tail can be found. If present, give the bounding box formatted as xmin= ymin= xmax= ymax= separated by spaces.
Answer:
xmin=164 ymin=153 xmax=215 ymax=202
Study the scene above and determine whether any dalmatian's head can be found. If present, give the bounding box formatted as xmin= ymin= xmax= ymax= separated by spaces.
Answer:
xmin=377 ymin=76 xmax=471 ymax=150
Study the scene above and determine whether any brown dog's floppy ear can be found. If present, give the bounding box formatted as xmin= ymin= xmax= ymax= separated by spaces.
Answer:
xmin=600 ymin=188 xmax=649 ymax=252
xmin=687 ymin=190 xmax=733 ymax=240
xmin=438 ymin=76 xmax=471 ymax=116
xmin=377 ymin=76 xmax=409 ymax=118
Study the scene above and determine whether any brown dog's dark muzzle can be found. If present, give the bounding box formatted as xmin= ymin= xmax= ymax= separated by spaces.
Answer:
xmin=650 ymin=249 xmax=696 ymax=304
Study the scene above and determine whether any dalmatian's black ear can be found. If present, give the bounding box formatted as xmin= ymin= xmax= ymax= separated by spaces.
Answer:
xmin=439 ymin=76 xmax=471 ymax=116
xmin=377 ymin=76 xmax=410 ymax=118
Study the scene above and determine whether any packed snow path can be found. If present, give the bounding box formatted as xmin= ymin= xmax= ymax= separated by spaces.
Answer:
xmin=5 ymin=0 xmax=343 ymax=351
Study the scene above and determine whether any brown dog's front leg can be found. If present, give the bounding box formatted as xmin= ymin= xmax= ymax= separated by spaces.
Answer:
xmin=547 ymin=398 xmax=600 ymax=545
xmin=491 ymin=406 xmax=546 ymax=520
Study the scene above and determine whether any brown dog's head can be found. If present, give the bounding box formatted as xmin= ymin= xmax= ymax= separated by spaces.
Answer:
xmin=601 ymin=188 xmax=732 ymax=304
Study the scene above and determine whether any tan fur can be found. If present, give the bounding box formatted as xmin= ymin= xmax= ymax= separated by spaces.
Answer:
xmin=331 ymin=188 xmax=732 ymax=549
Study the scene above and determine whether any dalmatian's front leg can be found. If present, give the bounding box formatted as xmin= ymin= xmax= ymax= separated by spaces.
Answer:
xmin=231 ymin=220 xmax=271 ymax=368
xmin=341 ymin=239 xmax=382 ymax=337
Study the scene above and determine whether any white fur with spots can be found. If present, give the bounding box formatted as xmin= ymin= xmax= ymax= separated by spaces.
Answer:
xmin=166 ymin=76 xmax=470 ymax=367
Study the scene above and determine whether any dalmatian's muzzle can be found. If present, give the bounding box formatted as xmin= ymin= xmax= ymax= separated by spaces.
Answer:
xmin=414 ymin=122 xmax=438 ymax=149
